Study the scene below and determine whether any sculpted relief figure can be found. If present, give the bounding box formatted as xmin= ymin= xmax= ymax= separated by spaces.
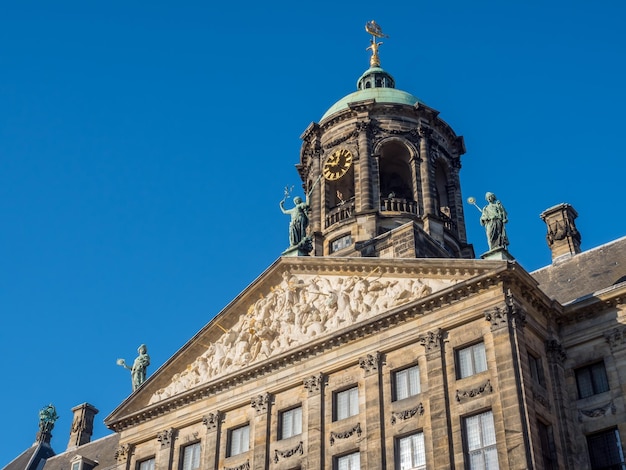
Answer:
xmin=149 ymin=271 xmax=452 ymax=404
xmin=480 ymin=192 xmax=509 ymax=251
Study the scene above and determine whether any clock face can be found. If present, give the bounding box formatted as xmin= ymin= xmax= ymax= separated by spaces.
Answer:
xmin=322 ymin=148 xmax=353 ymax=181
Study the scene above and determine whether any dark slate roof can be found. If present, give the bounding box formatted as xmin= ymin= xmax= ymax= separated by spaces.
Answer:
xmin=3 ymin=442 xmax=54 ymax=470
xmin=532 ymin=236 xmax=626 ymax=304
xmin=42 ymin=434 xmax=120 ymax=470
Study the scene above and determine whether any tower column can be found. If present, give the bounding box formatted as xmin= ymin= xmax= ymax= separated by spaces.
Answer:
xmin=357 ymin=119 xmax=373 ymax=212
xmin=418 ymin=126 xmax=436 ymax=216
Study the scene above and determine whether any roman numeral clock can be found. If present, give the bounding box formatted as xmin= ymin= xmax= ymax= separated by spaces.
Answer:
xmin=322 ymin=148 xmax=353 ymax=181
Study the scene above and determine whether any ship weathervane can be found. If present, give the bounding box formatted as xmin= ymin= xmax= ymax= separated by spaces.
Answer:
xmin=365 ymin=20 xmax=388 ymax=68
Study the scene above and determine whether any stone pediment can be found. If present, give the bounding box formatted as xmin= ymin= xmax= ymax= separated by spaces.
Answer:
xmin=106 ymin=256 xmax=508 ymax=425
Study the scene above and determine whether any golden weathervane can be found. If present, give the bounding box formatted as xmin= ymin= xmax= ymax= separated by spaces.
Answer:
xmin=365 ymin=20 xmax=388 ymax=68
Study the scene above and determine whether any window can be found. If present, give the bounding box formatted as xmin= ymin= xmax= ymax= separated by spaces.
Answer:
xmin=538 ymin=421 xmax=557 ymax=469
xmin=279 ymin=407 xmax=303 ymax=439
xmin=331 ymin=234 xmax=352 ymax=253
xmin=463 ymin=410 xmax=499 ymax=469
xmin=72 ymin=462 xmax=81 ymax=470
xmin=334 ymin=387 xmax=359 ymax=421
xmin=528 ymin=352 xmax=546 ymax=387
xmin=397 ymin=432 xmax=426 ymax=469
xmin=228 ymin=425 xmax=250 ymax=457
xmin=576 ymin=361 xmax=609 ymax=398
xmin=336 ymin=452 xmax=360 ymax=470
xmin=181 ymin=442 xmax=201 ymax=470
xmin=394 ymin=365 xmax=420 ymax=400
xmin=457 ymin=342 xmax=487 ymax=379
xmin=138 ymin=458 xmax=155 ymax=470
xmin=587 ymin=428 xmax=626 ymax=470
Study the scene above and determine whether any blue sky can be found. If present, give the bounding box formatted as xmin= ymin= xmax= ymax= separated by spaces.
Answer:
xmin=1 ymin=1 xmax=625 ymax=464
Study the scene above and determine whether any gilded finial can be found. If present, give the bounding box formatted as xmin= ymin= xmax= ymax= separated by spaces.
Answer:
xmin=365 ymin=20 xmax=388 ymax=68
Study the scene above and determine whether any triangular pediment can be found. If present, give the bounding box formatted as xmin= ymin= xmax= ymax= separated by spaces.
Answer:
xmin=106 ymin=256 xmax=508 ymax=427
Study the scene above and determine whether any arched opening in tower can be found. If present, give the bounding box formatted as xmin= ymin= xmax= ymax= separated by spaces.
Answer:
xmin=378 ymin=141 xmax=416 ymax=214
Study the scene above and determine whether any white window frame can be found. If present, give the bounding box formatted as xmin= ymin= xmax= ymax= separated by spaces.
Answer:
xmin=335 ymin=451 xmax=360 ymax=470
xmin=181 ymin=442 xmax=201 ymax=470
xmin=463 ymin=410 xmax=499 ymax=470
xmin=394 ymin=364 xmax=420 ymax=401
xmin=137 ymin=458 xmax=155 ymax=470
xmin=335 ymin=387 xmax=359 ymax=421
xmin=457 ymin=342 xmax=487 ymax=379
xmin=280 ymin=406 xmax=303 ymax=439
xmin=228 ymin=425 xmax=250 ymax=457
xmin=397 ymin=432 xmax=426 ymax=469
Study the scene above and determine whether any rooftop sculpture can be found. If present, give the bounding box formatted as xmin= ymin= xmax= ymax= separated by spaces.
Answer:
xmin=117 ymin=344 xmax=150 ymax=391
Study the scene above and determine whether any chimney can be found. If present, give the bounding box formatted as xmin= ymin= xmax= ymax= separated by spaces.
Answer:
xmin=540 ymin=203 xmax=581 ymax=262
xmin=67 ymin=403 xmax=99 ymax=450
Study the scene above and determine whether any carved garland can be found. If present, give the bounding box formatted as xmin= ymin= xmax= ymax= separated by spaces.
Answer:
xmin=578 ymin=401 xmax=616 ymax=422
xmin=224 ymin=461 xmax=250 ymax=470
xmin=330 ymin=423 xmax=362 ymax=446
xmin=391 ymin=403 xmax=424 ymax=424
xmin=273 ymin=441 xmax=304 ymax=463
xmin=456 ymin=380 xmax=493 ymax=402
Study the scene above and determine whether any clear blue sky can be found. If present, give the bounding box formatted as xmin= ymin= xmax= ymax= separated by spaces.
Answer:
xmin=1 ymin=1 xmax=625 ymax=464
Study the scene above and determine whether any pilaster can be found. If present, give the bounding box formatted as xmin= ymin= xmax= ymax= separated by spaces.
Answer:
xmin=250 ymin=393 xmax=272 ymax=470
xmin=356 ymin=119 xmax=373 ymax=212
xmin=155 ymin=428 xmax=176 ymax=470
xmin=359 ymin=352 xmax=385 ymax=468
xmin=303 ymin=373 xmax=325 ymax=469
xmin=418 ymin=329 xmax=453 ymax=469
xmin=202 ymin=411 xmax=223 ymax=470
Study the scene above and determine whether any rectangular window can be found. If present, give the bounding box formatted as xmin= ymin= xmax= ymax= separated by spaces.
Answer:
xmin=279 ymin=406 xmax=303 ymax=439
xmin=528 ymin=352 xmax=546 ymax=387
xmin=228 ymin=425 xmax=250 ymax=457
xmin=72 ymin=462 xmax=81 ymax=470
xmin=575 ymin=361 xmax=609 ymax=399
xmin=457 ymin=342 xmax=487 ymax=379
xmin=335 ymin=452 xmax=360 ymax=470
xmin=537 ymin=421 xmax=557 ymax=470
xmin=587 ymin=428 xmax=626 ymax=470
xmin=463 ymin=410 xmax=499 ymax=470
xmin=394 ymin=365 xmax=420 ymax=400
xmin=335 ymin=387 xmax=359 ymax=421
xmin=397 ymin=432 xmax=426 ymax=470
xmin=138 ymin=458 xmax=155 ymax=470
xmin=181 ymin=442 xmax=201 ymax=470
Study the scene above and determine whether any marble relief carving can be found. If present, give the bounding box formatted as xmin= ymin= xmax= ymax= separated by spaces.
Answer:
xmin=330 ymin=423 xmax=362 ymax=446
xmin=391 ymin=403 xmax=424 ymax=424
xmin=273 ymin=441 xmax=304 ymax=463
xmin=150 ymin=271 xmax=452 ymax=404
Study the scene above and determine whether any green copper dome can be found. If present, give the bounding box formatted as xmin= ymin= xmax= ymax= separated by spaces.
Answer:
xmin=320 ymin=66 xmax=423 ymax=122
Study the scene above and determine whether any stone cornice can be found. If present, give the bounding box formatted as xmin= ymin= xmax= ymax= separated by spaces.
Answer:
xmin=106 ymin=259 xmax=555 ymax=431
xmin=559 ymin=284 xmax=626 ymax=324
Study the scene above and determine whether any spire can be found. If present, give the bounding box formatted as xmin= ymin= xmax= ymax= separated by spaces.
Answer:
xmin=358 ymin=21 xmax=395 ymax=91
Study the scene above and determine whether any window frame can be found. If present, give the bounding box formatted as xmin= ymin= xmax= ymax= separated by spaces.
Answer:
xmin=575 ymin=361 xmax=610 ymax=399
xmin=137 ymin=457 xmax=155 ymax=470
xmin=227 ymin=424 xmax=250 ymax=457
xmin=462 ymin=409 xmax=499 ymax=470
xmin=333 ymin=386 xmax=359 ymax=421
xmin=456 ymin=342 xmax=488 ymax=379
xmin=279 ymin=406 xmax=303 ymax=440
xmin=393 ymin=364 xmax=421 ymax=401
xmin=586 ymin=427 xmax=626 ymax=470
xmin=180 ymin=441 xmax=202 ymax=470
xmin=528 ymin=350 xmax=546 ymax=388
xmin=334 ymin=451 xmax=360 ymax=470
xmin=396 ymin=431 xmax=426 ymax=470
xmin=537 ymin=420 xmax=558 ymax=470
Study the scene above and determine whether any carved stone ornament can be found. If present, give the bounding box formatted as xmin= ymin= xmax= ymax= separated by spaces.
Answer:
xmin=156 ymin=428 xmax=176 ymax=447
xmin=224 ymin=460 xmax=250 ymax=470
xmin=456 ymin=380 xmax=493 ymax=402
xmin=359 ymin=352 xmax=381 ymax=373
xmin=115 ymin=443 xmax=133 ymax=462
xmin=578 ymin=401 xmax=616 ymax=422
xmin=330 ymin=423 xmax=362 ymax=446
xmin=484 ymin=299 xmax=526 ymax=331
xmin=546 ymin=339 xmax=567 ymax=363
xmin=303 ymin=374 xmax=324 ymax=394
xmin=202 ymin=411 xmax=223 ymax=431
xmin=605 ymin=327 xmax=626 ymax=350
xmin=251 ymin=393 xmax=271 ymax=414
xmin=273 ymin=441 xmax=304 ymax=463
xmin=391 ymin=403 xmax=424 ymax=424
xmin=532 ymin=385 xmax=550 ymax=409
xmin=418 ymin=329 xmax=443 ymax=353
xmin=149 ymin=272 xmax=454 ymax=404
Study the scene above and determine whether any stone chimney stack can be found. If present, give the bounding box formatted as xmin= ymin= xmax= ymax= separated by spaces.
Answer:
xmin=67 ymin=403 xmax=99 ymax=450
xmin=540 ymin=203 xmax=582 ymax=262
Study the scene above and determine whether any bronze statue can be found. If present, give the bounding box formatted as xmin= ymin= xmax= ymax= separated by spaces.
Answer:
xmin=480 ymin=192 xmax=509 ymax=251
xmin=38 ymin=404 xmax=59 ymax=434
xmin=117 ymin=344 xmax=151 ymax=391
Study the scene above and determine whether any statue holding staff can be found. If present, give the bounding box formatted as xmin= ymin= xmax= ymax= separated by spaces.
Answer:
xmin=479 ymin=192 xmax=509 ymax=251
xmin=280 ymin=176 xmax=321 ymax=247
xmin=117 ymin=344 xmax=151 ymax=391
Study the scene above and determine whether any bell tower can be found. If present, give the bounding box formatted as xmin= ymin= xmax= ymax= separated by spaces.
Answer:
xmin=297 ymin=22 xmax=474 ymax=259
